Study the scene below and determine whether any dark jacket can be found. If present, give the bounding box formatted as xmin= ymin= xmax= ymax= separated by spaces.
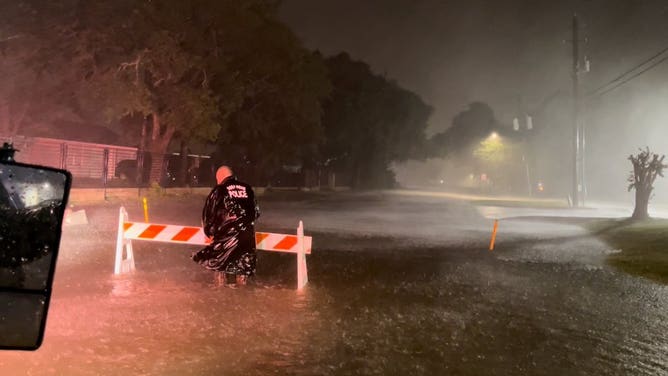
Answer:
xmin=202 ymin=176 xmax=259 ymax=240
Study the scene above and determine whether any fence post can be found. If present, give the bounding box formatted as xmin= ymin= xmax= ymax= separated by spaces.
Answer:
xmin=136 ymin=150 xmax=144 ymax=187
xmin=102 ymin=148 xmax=109 ymax=199
xmin=60 ymin=143 xmax=68 ymax=170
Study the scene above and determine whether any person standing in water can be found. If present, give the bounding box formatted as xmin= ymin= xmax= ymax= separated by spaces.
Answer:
xmin=192 ymin=166 xmax=259 ymax=286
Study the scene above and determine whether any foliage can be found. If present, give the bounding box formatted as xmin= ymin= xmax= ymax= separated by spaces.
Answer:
xmin=1 ymin=2 xmax=429 ymax=188
xmin=216 ymin=44 xmax=331 ymax=183
xmin=627 ymin=147 xmax=666 ymax=192
xmin=473 ymin=136 xmax=511 ymax=164
xmin=428 ymin=102 xmax=499 ymax=157
xmin=627 ymin=147 xmax=666 ymax=220
xmin=0 ymin=0 xmax=329 ymax=185
xmin=1 ymin=1 xmax=224 ymax=146
xmin=321 ymin=53 xmax=432 ymax=188
xmin=0 ymin=3 xmax=68 ymax=136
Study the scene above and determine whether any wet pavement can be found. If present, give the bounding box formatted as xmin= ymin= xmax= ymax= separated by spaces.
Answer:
xmin=1 ymin=191 xmax=667 ymax=375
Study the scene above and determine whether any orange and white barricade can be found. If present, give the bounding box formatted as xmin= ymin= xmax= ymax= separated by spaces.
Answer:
xmin=114 ymin=206 xmax=312 ymax=289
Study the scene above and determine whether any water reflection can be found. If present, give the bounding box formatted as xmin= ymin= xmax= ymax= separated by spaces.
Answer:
xmin=5 ymin=252 xmax=667 ymax=375
xmin=3 ymin=195 xmax=668 ymax=373
xmin=110 ymin=275 xmax=135 ymax=298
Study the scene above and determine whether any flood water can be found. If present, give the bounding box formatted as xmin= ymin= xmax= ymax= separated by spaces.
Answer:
xmin=1 ymin=191 xmax=667 ymax=375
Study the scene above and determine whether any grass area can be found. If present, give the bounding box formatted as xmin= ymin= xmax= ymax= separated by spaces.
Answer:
xmin=585 ymin=218 xmax=668 ymax=284
xmin=470 ymin=199 xmax=569 ymax=209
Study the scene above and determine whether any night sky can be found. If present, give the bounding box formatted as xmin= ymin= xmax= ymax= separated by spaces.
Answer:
xmin=281 ymin=0 xmax=668 ymax=200
xmin=280 ymin=0 xmax=668 ymax=133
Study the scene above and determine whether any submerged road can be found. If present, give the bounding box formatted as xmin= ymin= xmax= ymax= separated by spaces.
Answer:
xmin=1 ymin=191 xmax=667 ymax=375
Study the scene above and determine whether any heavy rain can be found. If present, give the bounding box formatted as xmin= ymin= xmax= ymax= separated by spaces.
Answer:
xmin=0 ymin=193 xmax=664 ymax=375
xmin=1 ymin=0 xmax=668 ymax=375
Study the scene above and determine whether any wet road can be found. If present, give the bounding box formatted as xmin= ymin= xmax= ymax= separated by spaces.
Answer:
xmin=1 ymin=191 xmax=667 ymax=375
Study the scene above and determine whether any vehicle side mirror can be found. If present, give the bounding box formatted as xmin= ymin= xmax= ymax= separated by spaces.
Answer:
xmin=0 ymin=143 xmax=71 ymax=350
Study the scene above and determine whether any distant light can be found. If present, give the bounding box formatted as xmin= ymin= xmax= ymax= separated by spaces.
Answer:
xmin=513 ymin=118 xmax=520 ymax=131
xmin=490 ymin=132 xmax=499 ymax=139
xmin=439 ymin=179 xmax=444 ymax=184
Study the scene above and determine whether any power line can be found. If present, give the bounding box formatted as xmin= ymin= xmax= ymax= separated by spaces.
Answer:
xmin=594 ymin=53 xmax=668 ymax=97
xmin=588 ymin=45 xmax=668 ymax=96
xmin=529 ymin=89 xmax=562 ymax=115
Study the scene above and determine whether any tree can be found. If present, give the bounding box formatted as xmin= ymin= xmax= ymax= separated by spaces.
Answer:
xmin=1 ymin=0 xmax=317 ymax=184
xmin=0 ymin=4 xmax=69 ymax=137
xmin=0 ymin=0 xmax=330 ymax=185
xmin=322 ymin=53 xmax=432 ymax=188
xmin=428 ymin=102 xmax=499 ymax=157
xmin=0 ymin=38 xmax=31 ymax=136
xmin=0 ymin=0 xmax=221 ymax=181
xmin=628 ymin=148 xmax=666 ymax=220
xmin=216 ymin=40 xmax=331 ymax=185
xmin=472 ymin=133 xmax=520 ymax=192
xmin=70 ymin=0 xmax=228 ymax=183
xmin=473 ymin=136 xmax=511 ymax=165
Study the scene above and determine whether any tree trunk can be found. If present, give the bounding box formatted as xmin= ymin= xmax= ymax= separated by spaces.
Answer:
xmin=632 ymin=186 xmax=651 ymax=220
xmin=136 ymin=116 xmax=149 ymax=186
xmin=146 ymin=113 xmax=176 ymax=185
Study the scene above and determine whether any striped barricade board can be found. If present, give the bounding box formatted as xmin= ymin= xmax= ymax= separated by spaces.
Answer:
xmin=121 ymin=222 xmax=312 ymax=254
xmin=122 ymin=223 xmax=210 ymax=245
xmin=115 ymin=206 xmax=312 ymax=289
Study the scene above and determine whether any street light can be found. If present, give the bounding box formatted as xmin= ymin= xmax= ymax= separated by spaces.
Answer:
xmin=489 ymin=131 xmax=499 ymax=139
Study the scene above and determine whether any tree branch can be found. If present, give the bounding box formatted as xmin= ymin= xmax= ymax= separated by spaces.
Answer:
xmin=118 ymin=54 xmax=143 ymax=83
xmin=153 ymin=73 xmax=173 ymax=87
xmin=202 ymin=68 xmax=209 ymax=88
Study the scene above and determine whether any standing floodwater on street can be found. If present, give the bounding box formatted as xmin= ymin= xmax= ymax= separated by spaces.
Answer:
xmin=1 ymin=191 xmax=666 ymax=375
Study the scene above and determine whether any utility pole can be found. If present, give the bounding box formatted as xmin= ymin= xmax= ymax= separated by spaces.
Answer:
xmin=513 ymin=95 xmax=533 ymax=197
xmin=571 ymin=13 xmax=583 ymax=207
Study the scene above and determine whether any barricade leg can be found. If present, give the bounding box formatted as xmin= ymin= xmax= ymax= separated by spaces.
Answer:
xmin=296 ymin=221 xmax=308 ymax=289
xmin=114 ymin=206 xmax=136 ymax=274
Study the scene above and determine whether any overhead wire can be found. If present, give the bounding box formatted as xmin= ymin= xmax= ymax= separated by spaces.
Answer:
xmin=595 ymin=53 xmax=668 ymax=96
xmin=588 ymin=45 xmax=668 ymax=97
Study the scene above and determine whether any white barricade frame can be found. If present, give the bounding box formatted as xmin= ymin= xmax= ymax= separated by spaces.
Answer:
xmin=114 ymin=206 xmax=312 ymax=289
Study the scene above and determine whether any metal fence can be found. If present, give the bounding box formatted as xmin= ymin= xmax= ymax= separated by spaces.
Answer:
xmin=2 ymin=135 xmax=213 ymax=188
xmin=2 ymin=135 xmax=348 ymax=190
